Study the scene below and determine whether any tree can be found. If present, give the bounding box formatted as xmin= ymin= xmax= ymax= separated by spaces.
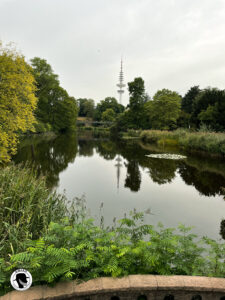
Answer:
xmin=31 ymin=57 xmax=78 ymax=132
xmin=128 ymin=77 xmax=145 ymax=110
xmin=191 ymin=88 xmax=225 ymax=130
xmin=30 ymin=57 xmax=59 ymax=124
xmin=54 ymin=96 xmax=78 ymax=132
xmin=101 ymin=108 xmax=116 ymax=122
xmin=0 ymin=42 xmax=37 ymax=162
xmin=127 ymin=77 xmax=147 ymax=129
xmin=182 ymin=86 xmax=201 ymax=114
xmin=77 ymin=98 xmax=95 ymax=118
xmin=146 ymin=89 xmax=181 ymax=130
xmin=94 ymin=97 xmax=124 ymax=121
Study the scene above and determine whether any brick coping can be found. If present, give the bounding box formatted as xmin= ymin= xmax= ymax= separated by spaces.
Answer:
xmin=1 ymin=275 xmax=225 ymax=300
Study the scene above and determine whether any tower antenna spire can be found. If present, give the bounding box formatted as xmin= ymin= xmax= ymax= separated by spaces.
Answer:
xmin=117 ymin=57 xmax=125 ymax=104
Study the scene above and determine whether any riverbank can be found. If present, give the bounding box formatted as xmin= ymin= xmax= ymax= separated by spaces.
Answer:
xmin=77 ymin=126 xmax=110 ymax=137
xmin=139 ymin=129 xmax=225 ymax=158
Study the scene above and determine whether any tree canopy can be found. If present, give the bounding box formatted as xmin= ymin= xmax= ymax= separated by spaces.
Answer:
xmin=192 ymin=88 xmax=225 ymax=130
xmin=146 ymin=89 xmax=181 ymax=130
xmin=0 ymin=43 xmax=37 ymax=162
xmin=94 ymin=97 xmax=124 ymax=121
xmin=77 ymin=98 xmax=95 ymax=118
xmin=31 ymin=57 xmax=78 ymax=132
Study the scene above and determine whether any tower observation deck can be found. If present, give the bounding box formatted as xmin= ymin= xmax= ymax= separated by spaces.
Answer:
xmin=117 ymin=59 xmax=125 ymax=104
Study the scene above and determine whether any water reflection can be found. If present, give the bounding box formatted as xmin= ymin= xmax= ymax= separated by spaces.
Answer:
xmin=14 ymin=134 xmax=225 ymax=198
xmin=13 ymin=133 xmax=77 ymax=189
xmin=124 ymin=160 xmax=141 ymax=192
xmin=220 ymin=219 xmax=225 ymax=240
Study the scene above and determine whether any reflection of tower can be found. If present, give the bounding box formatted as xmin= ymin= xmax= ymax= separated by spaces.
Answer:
xmin=117 ymin=59 xmax=125 ymax=104
xmin=115 ymin=155 xmax=122 ymax=190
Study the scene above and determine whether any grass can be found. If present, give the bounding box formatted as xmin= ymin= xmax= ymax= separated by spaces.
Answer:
xmin=0 ymin=164 xmax=68 ymax=257
xmin=140 ymin=129 xmax=225 ymax=157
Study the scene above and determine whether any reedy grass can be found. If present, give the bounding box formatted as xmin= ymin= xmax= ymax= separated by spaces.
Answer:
xmin=0 ymin=164 xmax=67 ymax=256
xmin=141 ymin=129 xmax=225 ymax=156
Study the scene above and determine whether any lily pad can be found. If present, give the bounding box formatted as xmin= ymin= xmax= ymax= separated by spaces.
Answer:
xmin=146 ymin=153 xmax=187 ymax=160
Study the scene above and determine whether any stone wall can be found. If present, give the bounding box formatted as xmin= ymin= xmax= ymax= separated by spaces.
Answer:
xmin=1 ymin=275 xmax=225 ymax=300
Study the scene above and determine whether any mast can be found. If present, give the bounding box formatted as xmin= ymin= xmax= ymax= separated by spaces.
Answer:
xmin=117 ymin=58 xmax=125 ymax=104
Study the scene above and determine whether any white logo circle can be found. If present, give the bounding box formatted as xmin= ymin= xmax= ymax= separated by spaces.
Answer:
xmin=10 ymin=269 xmax=32 ymax=291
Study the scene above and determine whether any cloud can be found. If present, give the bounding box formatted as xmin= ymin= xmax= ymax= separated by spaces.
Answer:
xmin=0 ymin=0 xmax=225 ymax=105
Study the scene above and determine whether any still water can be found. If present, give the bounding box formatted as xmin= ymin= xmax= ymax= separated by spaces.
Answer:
xmin=13 ymin=132 xmax=225 ymax=240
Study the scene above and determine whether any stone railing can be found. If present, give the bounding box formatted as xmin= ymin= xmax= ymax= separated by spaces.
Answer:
xmin=1 ymin=275 xmax=225 ymax=300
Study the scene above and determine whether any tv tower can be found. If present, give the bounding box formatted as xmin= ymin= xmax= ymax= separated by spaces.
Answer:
xmin=117 ymin=59 xmax=125 ymax=104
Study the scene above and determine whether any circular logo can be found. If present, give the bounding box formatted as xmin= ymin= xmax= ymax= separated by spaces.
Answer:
xmin=10 ymin=269 xmax=32 ymax=291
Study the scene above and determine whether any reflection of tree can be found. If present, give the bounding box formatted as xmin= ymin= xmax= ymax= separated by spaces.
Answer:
xmin=220 ymin=219 xmax=225 ymax=240
xmin=13 ymin=133 xmax=78 ymax=189
xmin=95 ymin=141 xmax=117 ymax=160
xmin=178 ymin=163 xmax=224 ymax=196
xmin=124 ymin=160 xmax=141 ymax=192
xmin=78 ymin=140 xmax=94 ymax=157
xmin=147 ymin=158 xmax=177 ymax=184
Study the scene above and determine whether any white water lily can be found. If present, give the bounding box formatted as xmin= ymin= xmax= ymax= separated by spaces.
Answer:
xmin=146 ymin=153 xmax=187 ymax=160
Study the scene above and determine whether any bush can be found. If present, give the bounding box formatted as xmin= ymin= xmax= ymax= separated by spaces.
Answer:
xmin=34 ymin=121 xmax=52 ymax=133
xmin=0 ymin=205 xmax=225 ymax=294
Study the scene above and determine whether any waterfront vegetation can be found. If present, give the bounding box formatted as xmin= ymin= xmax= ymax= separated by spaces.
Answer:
xmin=140 ymin=129 xmax=225 ymax=157
xmin=0 ymin=164 xmax=225 ymax=295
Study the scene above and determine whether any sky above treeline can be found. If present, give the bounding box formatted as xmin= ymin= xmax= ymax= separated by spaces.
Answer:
xmin=0 ymin=0 xmax=225 ymax=106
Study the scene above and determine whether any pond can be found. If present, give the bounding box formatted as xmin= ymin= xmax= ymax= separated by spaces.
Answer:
xmin=13 ymin=132 xmax=225 ymax=240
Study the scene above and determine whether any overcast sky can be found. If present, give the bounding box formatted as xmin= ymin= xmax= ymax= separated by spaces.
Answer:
xmin=0 ymin=0 xmax=225 ymax=105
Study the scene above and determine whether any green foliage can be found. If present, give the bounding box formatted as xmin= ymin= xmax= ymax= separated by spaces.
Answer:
xmin=101 ymin=108 xmax=116 ymax=122
xmin=0 ymin=164 xmax=68 ymax=257
xmin=0 ymin=42 xmax=38 ymax=163
xmin=146 ymin=89 xmax=181 ymax=130
xmin=0 ymin=203 xmax=224 ymax=294
xmin=33 ymin=121 xmax=52 ymax=133
xmin=182 ymin=86 xmax=201 ymax=114
xmin=30 ymin=57 xmax=78 ymax=133
xmin=77 ymin=98 xmax=95 ymax=118
xmin=191 ymin=88 xmax=225 ymax=131
xmin=141 ymin=130 xmax=225 ymax=156
xmin=0 ymin=166 xmax=224 ymax=295
xmin=128 ymin=77 xmax=145 ymax=110
xmin=127 ymin=77 xmax=149 ymax=129
xmin=94 ymin=97 xmax=124 ymax=121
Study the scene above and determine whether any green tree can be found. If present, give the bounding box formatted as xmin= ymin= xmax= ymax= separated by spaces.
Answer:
xmin=0 ymin=42 xmax=37 ymax=162
xmin=191 ymin=88 xmax=225 ymax=130
xmin=31 ymin=57 xmax=78 ymax=132
xmin=146 ymin=89 xmax=181 ymax=130
xmin=127 ymin=77 xmax=147 ymax=129
xmin=54 ymin=96 xmax=78 ymax=132
xmin=101 ymin=108 xmax=116 ymax=122
xmin=94 ymin=97 xmax=124 ymax=121
xmin=30 ymin=57 xmax=59 ymax=124
xmin=182 ymin=86 xmax=201 ymax=114
xmin=77 ymin=98 xmax=95 ymax=118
